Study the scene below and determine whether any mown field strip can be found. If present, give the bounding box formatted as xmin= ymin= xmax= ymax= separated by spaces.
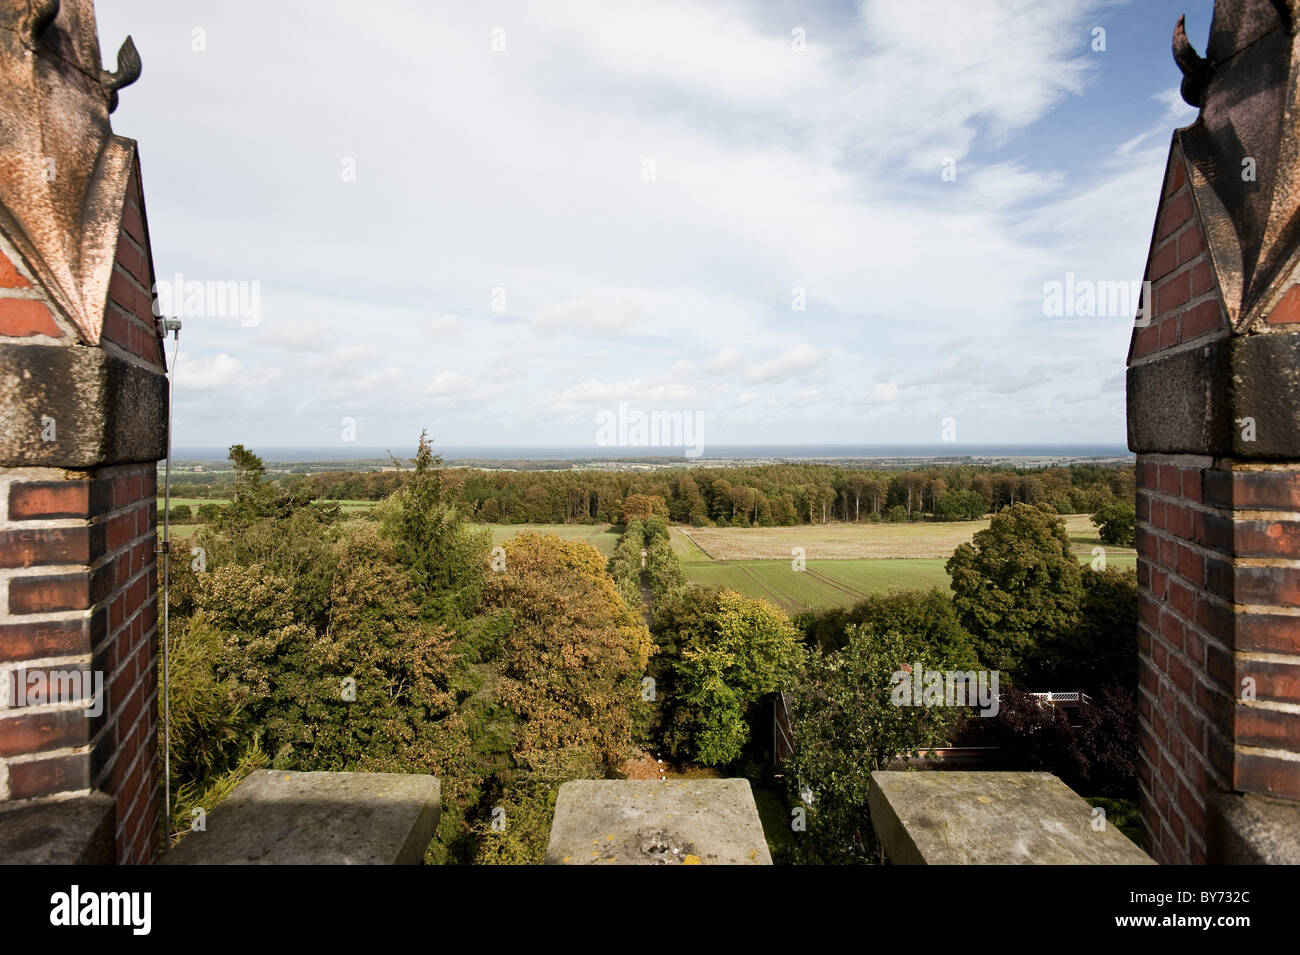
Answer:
xmin=674 ymin=515 xmax=1135 ymax=561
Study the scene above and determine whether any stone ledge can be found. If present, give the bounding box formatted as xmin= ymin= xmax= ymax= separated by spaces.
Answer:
xmin=1127 ymin=332 xmax=1300 ymax=458
xmin=0 ymin=342 xmax=167 ymax=467
xmin=1207 ymin=789 xmax=1300 ymax=864
xmin=869 ymin=770 xmax=1155 ymax=865
xmin=545 ymin=779 xmax=771 ymax=865
xmin=161 ymin=770 xmax=440 ymax=865
xmin=0 ymin=791 xmax=115 ymax=864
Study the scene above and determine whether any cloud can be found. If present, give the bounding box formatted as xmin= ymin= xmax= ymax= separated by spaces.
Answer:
xmin=178 ymin=353 xmax=242 ymax=390
xmin=534 ymin=295 xmax=649 ymax=334
xmin=97 ymin=0 xmax=1159 ymax=447
xmin=743 ymin=344 xmax=825 ymax=383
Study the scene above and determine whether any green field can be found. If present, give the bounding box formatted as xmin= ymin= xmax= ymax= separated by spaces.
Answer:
xmin=670 ymin=521 xmax=1136 ymax=613
xmin=160 ymin=497 xmax=378 ymax=513
xmin=159 ymin=523 xmax=201 ymax=539
xmin=680 ymin=558 xmax=950 ymax=612
xmin=157 ymin=514 xmax=620 ymax=555
xmin=677 ymin=555 xmax=1135 ymax=613
xmin=159 ymin=498 xmax=378 ymax=539
xmin=154 ymin=511 xmax=1135 ymax=609
xmin=473 ymin=523 xmax=621 ymax=558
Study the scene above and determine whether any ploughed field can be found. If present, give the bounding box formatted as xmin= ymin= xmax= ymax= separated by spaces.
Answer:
xmin=675 ymin=514 xmax=1112 ymax=560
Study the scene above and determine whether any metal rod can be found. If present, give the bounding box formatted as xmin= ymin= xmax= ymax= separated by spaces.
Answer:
xmin=160 ymin=319 xmax=180 ymax=852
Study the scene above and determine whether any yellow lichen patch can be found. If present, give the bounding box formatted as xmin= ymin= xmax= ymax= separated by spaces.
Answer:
xmin=682 ymin=854 xmax=701 ymax=865
xmin=977 ymin=796 xmax=992 ymax=804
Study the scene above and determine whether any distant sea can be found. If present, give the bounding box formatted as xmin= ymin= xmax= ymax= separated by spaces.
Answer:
xmin=171 ymin=443 xmax=1132 ymax=464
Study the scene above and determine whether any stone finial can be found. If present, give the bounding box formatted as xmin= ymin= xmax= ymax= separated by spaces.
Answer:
xmin=1172 ymin=0 xmax=1300 ymax=328
xmin=1173 ymin=16 xmax=1214 ymax=108
xmin=0 ymin=0 xmax=143 ymax=344
xmin=101 ymin=35 xmax=141 ymax=114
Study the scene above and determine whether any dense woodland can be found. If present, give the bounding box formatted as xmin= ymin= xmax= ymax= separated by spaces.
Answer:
xmin=161 ymin=440 xmax=1140 ymax=864
xmin=168 ymin=460 xmax=1136 ymax=526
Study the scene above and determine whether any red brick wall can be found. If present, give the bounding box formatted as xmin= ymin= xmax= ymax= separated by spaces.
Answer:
xmin=102 ymin=161 xmax=164 ymax=371
xmin=1133 ymin=146 xmax=1300 ymax=864
xmin=0 ymin=154 xmax=165 ymax=864
xmin=1131 ymin=146 xmax=1227 ymax=362
xmin=0 ymin=245 xmax=70 ymax=341
xmin=1136 ymin=455 xmax=1218 ymax=864
xmin=0 ymin=466 xmax=160 ymax=863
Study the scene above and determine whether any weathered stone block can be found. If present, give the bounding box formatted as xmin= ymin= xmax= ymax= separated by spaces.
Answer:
xmin=0 ymin=791 xmax=114 ymax=864
xmin=0 ymin=343 xmax=167 ymax=467
xmin=1207 ymin=789 xmax=1300 ymax=863
xmin=161 ymin=770 xmax=440 ymax=865
xmin=868 ymin=771 xmax=1155 ymax=865
xmin=545 ymin=779 xmax=771 ymax=865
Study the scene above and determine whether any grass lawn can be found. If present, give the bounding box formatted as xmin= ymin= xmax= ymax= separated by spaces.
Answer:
xmin=472 ymin=523 xmax=621 ymax=558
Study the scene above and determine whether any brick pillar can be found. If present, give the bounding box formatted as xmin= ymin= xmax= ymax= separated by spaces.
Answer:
xmin=1128 ymin=1 xmax=1300 ymax=865
xmin=0 ymin=0 xmax=166 ymax=863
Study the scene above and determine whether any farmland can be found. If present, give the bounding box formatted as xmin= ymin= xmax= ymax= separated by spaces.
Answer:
xmin=153 ymin=509 xmax=1135 ymax=612
xmin=676 ymin=514 xmax=1118 ymax=561
xmin=474 ymin=523 xmax=622 ymax=557
xmin=669 ymin=516 xmax=1136 ymax=613
xmin=159 ymin=497 xmax=380 ymax=515
xmin=157 ymin=497 xmax=379 ymax=539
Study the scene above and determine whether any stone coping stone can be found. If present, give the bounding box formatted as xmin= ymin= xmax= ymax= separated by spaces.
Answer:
xmin=0 ymin=791 xmax=114 ymax=864
xmin=545 ymin=779 xmax=771 ymax=865
xmin=869 ymin=770 xmax=1155 ymax=865
xmin=161 ymin=770 xmax=439 ymax=865
xmin=1208 ymin=790 xmax=1300 ymax=864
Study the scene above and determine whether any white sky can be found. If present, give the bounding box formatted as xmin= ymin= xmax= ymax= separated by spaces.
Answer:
xmin=96 ymin=0 xmax=1201 ymax=451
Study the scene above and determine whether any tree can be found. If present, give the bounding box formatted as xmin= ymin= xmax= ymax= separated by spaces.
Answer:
xmin=795 ymin=588 xmax=979 ymax=665
xmin=1023 ymin=567 xmax=1138 ymax=693
xmin=290 ymin=528 xmax=471 ymax=773
xmin=620 ymin=493 xmax=658 ymax=523
xmin=1092 ymin=500 xmax=1137 ymax=547
xmin=378 ymin=431 xmax=489 ymax=622
xmin=484 ymin=532 xmax=652 ymax=771
xmin=946 ymin=503 xmax=1083 ymax=678
xmin=936 ymin=489 xmax=986 ymax=521
xmin=990 ymin=684 xmax=1138 ymax=800
xmin=228 ymin=443 xmax=268 ymax=505
xmin=785 ymin=624 xmax=960 ymax=864
xmin=650 ymin=588 xmax=804 ymax=766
